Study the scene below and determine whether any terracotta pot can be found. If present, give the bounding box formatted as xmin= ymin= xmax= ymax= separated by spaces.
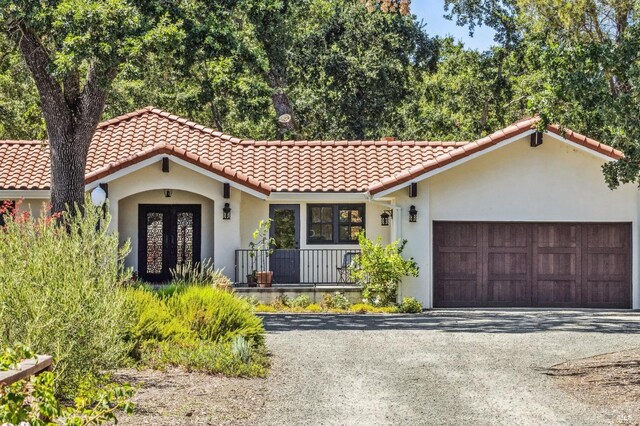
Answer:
xmin=256 ymin=271 xmax=273 ymax=287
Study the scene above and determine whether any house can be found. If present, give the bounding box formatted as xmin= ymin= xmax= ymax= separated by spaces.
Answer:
xmin=0 ymin=107 xmax=637 ymax=309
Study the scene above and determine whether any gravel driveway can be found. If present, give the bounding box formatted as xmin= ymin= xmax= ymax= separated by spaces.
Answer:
xmin=258 ymin=310 xmax=640 ymax=426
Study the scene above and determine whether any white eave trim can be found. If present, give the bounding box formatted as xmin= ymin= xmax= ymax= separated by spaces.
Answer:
xmin=84 ymin=154 xmax=269 ymax=200
xmin=0 ymin=190 xmax=51 ymax=199
xmin=370 ymin=129 xmax=617 ymax=199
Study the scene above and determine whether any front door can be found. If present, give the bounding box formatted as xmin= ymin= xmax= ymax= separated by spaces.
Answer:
xmin=269 ymin=204 xmax=300 ymax=284
xmin=138 ymin=204 xmax=202 ymax=282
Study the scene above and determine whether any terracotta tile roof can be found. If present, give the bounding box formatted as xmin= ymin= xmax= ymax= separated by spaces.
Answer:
xmin=367 ymin=117 xmax=624 ymax=195
xmin=0 ymin=109 xmax=622 ymax=195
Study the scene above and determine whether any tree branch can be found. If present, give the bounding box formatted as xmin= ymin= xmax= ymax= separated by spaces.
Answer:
xmin=8 ymin=22 xmax=71 ymax=125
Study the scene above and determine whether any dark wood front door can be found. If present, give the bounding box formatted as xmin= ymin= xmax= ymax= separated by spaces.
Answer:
xmin=269 ymin=204 xmax=300 ymax=284
xmin=433 ymin=222 xmax=631 ymax=308
xmin=138 ymin=204 xmax=202 ymax=282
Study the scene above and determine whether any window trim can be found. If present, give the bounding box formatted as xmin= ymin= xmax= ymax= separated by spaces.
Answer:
xmin=307 ymin=204 xmax=365 ymax=245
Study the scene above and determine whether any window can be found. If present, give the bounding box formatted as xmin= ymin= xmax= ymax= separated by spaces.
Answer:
xmin=307 ymin=204 xmax=365 ymax=244
xmin=0 ymin=200 xmax=15 ymax=227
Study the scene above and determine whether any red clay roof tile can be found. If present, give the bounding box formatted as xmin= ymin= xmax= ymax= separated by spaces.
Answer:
xmin=0 ymin=109 xmax=622 ymax=194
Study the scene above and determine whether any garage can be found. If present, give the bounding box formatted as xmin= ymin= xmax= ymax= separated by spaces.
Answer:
xmin=433 ymin=222 xmax=632 ymax=308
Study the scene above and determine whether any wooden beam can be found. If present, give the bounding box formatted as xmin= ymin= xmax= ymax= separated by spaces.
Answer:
xmin=530 ymin=132 xmax=543 ymax=147
xmin=0 ymin=355 xmax=53 ymax=386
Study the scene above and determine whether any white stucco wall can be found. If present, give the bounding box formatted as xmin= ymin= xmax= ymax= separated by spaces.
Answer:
xmin=388 ymin=135 xmax=640 ymax=309
xmin=105 ymin=160 xmax=242 ymax=277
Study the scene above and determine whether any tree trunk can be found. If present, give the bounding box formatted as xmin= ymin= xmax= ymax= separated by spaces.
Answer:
xmin=48 ymin=127 xmax=91 ymax=214
xmin=266 ymin=70 xmax=298 ymax=139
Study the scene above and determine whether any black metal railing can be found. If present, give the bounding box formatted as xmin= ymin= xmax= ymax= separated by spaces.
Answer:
xmin=234 ymin=249 xmax=361 ymax=286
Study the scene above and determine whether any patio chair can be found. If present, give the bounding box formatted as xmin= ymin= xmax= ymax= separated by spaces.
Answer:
xmin=336 ymin=252 xmax=359 ymax=284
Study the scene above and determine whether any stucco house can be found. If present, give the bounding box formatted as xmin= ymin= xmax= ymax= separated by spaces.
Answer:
xmin=0 ymin=107 xmax=637 ymax=309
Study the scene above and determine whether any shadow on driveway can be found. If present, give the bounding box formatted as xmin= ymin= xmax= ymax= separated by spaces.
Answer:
xmin=260 ymin=310 xmax=640 ymax=334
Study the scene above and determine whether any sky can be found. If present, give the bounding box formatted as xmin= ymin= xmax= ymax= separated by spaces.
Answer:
xmin=411 ymin=0 xmax=496 ymax=51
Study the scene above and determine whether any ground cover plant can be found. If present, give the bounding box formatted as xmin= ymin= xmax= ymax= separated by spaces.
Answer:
xmin=124 ymin=284 xmax=269 ymax=378
xmin=250 ymin=293 xmax=422 ymax=314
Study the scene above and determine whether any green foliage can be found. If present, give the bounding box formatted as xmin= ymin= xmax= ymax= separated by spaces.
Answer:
xmin=352 ymin=234 xmax=419 ymax=306
xmin=319 ymin=292 xmax=351 ymax=310
xmin=167 ymin=286 xmax=265 ymax=345
xmin=398 ymin=297 xmax=423 ymax=313
xmin=124 ymin=285 xmax=268 ymax=377
xmin=272 ymin=294 xmax=290 ymax=310
xmin=0 ymin=345 xmax=135 ymax=425
xmin=0 ymin=200 xmax=132 ymax=396
xmin=249 ymin=219 xmax=276 ymax=273
xmin=143 ymin=339 xmax=269 ymax=378
xmin=350 ymin=303 xmax=399 ymax=314
xmin=289 ymin=295 xmax=312 ymax=309
xmin=169 ymin=258 xmax=228 ymax=287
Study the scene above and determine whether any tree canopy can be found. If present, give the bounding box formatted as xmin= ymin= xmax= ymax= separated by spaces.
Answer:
xmin=2 ymin=0 xmax=640 ymax=206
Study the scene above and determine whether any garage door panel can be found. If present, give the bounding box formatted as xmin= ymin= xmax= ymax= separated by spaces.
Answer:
xmin=536 ymin=224 xmax=578 ymax=248
xmin=583 ymin=280 xmax=630 ymax=307
xmin=434 ymin=222 xmax=631 ymax=308
xmin=488 ymin=223 xmax=529 ymax=248
xmin=535 ymin=280 xmax=579 ymax=307
xmin=434 ymin=279 xmax=482 ymax=307
xmin=537 ymin=253 xmax=577 ymax=276
xmin=488 ymin=252 xmax=528 ymax=275
xmin=487 ymin=280 xmax=530 ymax=305
xmin=586 ymin=253 xmax=627 ymax=277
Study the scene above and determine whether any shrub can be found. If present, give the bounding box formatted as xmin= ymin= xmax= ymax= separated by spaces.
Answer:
xmin=255 ymin=303 xmax=278 ymax=313
xmin=165 ymin=286 xmax=265 ymax=345
xmin=320 ymin=293 xmax=334 ymax=310
xmin=399 ymin=297 xmax=423 ymax=313
xmin=331 ymin=292 xmax=351 ymax=310
xmin=0 ymin=200 xmax=132 ymax=396
xmin=272 ymin=294 xmax=290 ymax=310
xmin=0 ymin=344 xmax=135 ymax=425
xmin=351 ymin=233 xmax=419 ymax=306
xmin=350 ymin=303 xmax=398 ymax=314
xmin=290 ymin=295 xmax=312 ymax=308
xmin=306 ymin=304 xmax=323 ymax=312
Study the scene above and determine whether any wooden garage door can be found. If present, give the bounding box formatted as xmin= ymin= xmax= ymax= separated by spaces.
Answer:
xmin=433 ymin=222 xmax=631 ymax=308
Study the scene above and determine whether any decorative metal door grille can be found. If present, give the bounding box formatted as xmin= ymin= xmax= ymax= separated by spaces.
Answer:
xmin=176 ymin=212 xmax=194 ymax=267
xmin=146 ymin=212 xmax=164 ymax=274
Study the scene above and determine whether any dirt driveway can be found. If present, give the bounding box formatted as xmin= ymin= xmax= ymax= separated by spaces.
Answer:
xmin=121 ymin=310 xmax=640 ymax=425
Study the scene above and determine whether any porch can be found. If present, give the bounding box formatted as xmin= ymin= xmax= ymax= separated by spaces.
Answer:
xmin=234 ymin=248 xmax=361 ymax=286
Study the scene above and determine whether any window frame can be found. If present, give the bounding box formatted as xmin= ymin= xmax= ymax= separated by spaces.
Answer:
xmin=307 ymin=204 xmax=365 ymax=245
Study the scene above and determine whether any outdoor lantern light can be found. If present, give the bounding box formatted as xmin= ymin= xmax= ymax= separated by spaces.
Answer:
xmin=91 ymin=185 xmax=107 ymax=207
xmin=380 ymin=210 xmax=392 ymax=226
xmin=164 ymin=189 xmax=172 ymax=198
xmin=409 ymin=205 xmax=418 ymax=223
xmin=223 ymin=203 xmax=231 ymax=220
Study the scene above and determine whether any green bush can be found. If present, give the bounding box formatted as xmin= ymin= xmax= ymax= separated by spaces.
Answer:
xmin=289 ymin=294 xmax=312 ymax=308
xmin=351 ymin=234 xmax=419 ymax=306
xmin=123 ymin=285 xmax=269 ymax=377
xmin=331 ymin=292 xmax=351 ymax=310
xmin=399 ymin=297 xmax=423 ymax=313
xmin=0 ymin=344 xmax=135 ymax=425
xmin=0 ymin=200 xmax=132 ymax=396
xmin=167 ymin=286 xmax=265 ymax=345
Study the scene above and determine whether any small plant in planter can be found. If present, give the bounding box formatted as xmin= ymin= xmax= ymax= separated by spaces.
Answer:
xmin=249 ymin=219 xmax=276 ymax=287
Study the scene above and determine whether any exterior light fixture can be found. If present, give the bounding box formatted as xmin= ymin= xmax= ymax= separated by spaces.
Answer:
xmin=409 ymin=205 xmax=418 ymax=223
xmin=380 ymin=210 xmax=393 ymax=226
xmin=91 ymin=185 xmax=107 ymax=207
xmin=164 ymin=189 xmax=173 ymax=198
xmin=223 ymin=203 xmax=231 ymax=220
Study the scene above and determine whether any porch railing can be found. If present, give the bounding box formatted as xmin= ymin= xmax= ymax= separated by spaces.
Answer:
xmin=234 ymin=249 xmax=361 ymax=286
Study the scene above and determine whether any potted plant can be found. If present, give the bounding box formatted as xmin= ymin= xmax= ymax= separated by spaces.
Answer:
xmin=249 ymin=219 xmax=276 ymax=287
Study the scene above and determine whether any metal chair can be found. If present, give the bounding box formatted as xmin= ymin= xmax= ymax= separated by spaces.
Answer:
xmin=336 ymin=252 xmax=359 ymax=284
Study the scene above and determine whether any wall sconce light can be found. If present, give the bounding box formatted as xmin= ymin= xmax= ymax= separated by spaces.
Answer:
xmin=380 ymin=210 xmax=393 ymax=226
xmin=164 ymin=189 xmax=172 ymax=198
xmin=223 ymin=203 xmax=231 ymax=220
xmin=409 ymin=205 xmax=418 ymax=223
xmin=91 ymin=185 xmax=107 ymax=207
